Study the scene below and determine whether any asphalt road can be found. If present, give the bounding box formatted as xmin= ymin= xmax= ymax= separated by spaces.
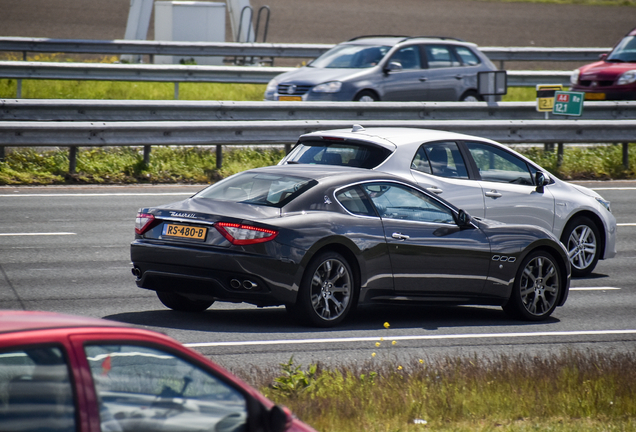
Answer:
xmin=0 ymin=181 xmax=634 ymax=370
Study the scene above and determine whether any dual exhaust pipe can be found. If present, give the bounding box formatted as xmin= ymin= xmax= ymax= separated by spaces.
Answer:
xmin=230 ymin=279 xmax=258 ymax=290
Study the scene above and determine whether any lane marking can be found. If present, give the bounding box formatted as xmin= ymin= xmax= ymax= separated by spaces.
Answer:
xmin=184 ymin=329 xmax=636 ymax=348
xmin=0 ymin=193 xmax=195 ymax=197
xmin=618 ymin=223 xmax=636 ymax=226
xmin=591 ymin=187 xmax=636 ymax=191
xmin=570 ymin=287 xmax=621 ymax=291
xmin=0 ymin=232 xmax=76 ymax=236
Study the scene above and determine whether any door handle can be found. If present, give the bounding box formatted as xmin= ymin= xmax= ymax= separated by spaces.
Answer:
xmin=419 ymin=77 xmax=428 ymax=82
xmin=392 ymin=232 xmax=410 ymax=240
xmin=454 ymin=75 xmax=464 ymax=80
xmin=485 ymin=190 xmax=502 ymax=198
xmin=426 ymin=187 xmax=443 ymax=194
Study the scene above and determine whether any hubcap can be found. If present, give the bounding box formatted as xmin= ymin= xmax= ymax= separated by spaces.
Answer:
xmin=358 ymin=95 xmax=375 ymax=102
xmin=310 ymin=259 xmax=351 ymax=321
xmin=566 ymin=225 xmax=597 ymax=270
xmin=519 ymin=256 xmax=560 ymax=317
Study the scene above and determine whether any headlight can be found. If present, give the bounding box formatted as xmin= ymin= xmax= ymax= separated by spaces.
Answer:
xmin=570 ymin=69 xmax=580 ymax=85
xmin=617 ymin=70 xmax=636 ymax=86
xmin=312 ymin=81 xmax=342 ymax=93
xmin=265 ymin=78 xmax=279 ymax=93
xmin=595 ymin=197 xmax=611 ymax=212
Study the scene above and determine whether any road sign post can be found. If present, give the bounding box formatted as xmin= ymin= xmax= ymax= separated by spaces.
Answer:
xmin=552 ymin=91 xmax=585 ymax=116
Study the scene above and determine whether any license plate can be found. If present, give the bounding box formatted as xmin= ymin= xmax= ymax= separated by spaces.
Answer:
xmin=585 ymin=92 xmax=605 ymax=100
xmin=162 ymin=224 xmax=207 ymax=240
xmin=278 ymin=96 xmax=302 ymax=101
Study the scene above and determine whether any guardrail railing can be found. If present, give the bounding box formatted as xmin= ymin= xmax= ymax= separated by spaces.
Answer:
xmin=0 ymin=119 xmax=632 ymax=173
xmin=0 ymin=61 xmax=572 ymax=98
xmin=0 ymin=36 xmax=609 ymax=68
xmin=2 ymin=100 xmax=634 ymax=122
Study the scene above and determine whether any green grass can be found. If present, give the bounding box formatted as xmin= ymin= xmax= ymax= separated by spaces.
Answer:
xmin=236 ymin=350 xmax=636 ymax=432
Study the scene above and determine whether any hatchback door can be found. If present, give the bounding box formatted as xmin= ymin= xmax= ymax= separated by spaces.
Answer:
xmin=464 ymin=141 xmax=556 ymax=231
xmin=362 ymin=182 xmax=491 ymax=296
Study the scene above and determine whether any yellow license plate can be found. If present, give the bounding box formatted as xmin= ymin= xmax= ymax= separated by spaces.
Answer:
xmin=162 ymin=224 xmax=207 ymax=240
xmin=278 ymin=96 xmax=302 ymax=101
xmin=585 ymin=92 xmax=605 ymax=100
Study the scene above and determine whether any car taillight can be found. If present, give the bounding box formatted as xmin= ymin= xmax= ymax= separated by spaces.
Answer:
xmin=215 ymin=222 xmax=278 ymax=245
xmin=135 ymin=213 xmax=155 ymax=234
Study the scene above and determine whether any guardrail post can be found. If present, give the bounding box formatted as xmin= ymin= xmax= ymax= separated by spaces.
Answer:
xmin=557 ymin=143 xmax=564 ymax=168
xmin=544 ymin=143 xmax=554 ymax=152
xmin=143 ymin=145 xmax=151 ymax=165
xmin=69 ymin=146 xmax=78 ymax=174
xmin=174 ymin=82 xmax=179 ymax=100
xmin=284 ymin=143 xmax=291 ymax=154
xmin=216 ymin=145 xmax=223 ymax=169
xmin=0 ymin=146 xmax=5 ymax=161
xmin=623 ymin=143 xmax=630 ymax=170
xmin=16 ymin=79 xmax=22 ymax=98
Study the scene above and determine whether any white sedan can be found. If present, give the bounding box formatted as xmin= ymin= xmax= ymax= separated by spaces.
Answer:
xmin=279 ymin=125 xmax=617 ymax=277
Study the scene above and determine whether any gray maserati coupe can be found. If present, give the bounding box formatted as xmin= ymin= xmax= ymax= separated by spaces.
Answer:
xmin=131 ymin=165 xmax=570 ymax=327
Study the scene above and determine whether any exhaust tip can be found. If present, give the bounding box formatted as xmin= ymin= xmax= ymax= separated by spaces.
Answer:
xmin=230 ymin=279 xmax=242 ymax=289
xmin=131 ymin=267 xmax=141 ymax=279
xmin=243 ymin=280 xmax=258 ymax=290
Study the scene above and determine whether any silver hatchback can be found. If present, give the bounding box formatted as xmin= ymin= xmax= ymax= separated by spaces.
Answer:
xmin=279 ymin=126 xmax=617 ymax=277
xmin=264 ymin=36 xmax=499 ymax=102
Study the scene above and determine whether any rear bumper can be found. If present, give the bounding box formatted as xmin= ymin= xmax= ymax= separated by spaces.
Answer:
xmin=130 ymin=240 xmax=301 ymax=306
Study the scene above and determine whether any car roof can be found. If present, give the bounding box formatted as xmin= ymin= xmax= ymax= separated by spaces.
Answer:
xmin=299 ymin=126 xmax=498 ymax=149
xmin=0 ymin=310 xmax=127 ymax=334
xmin=343 ymin=35 xmax=475 ymax=47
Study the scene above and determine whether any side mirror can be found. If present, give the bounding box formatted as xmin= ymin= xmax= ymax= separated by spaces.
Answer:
xmin=268 ymin=405 xmax=293 ymax=432
xmin=599 ymin=53 xmax=608 ymax=61
xmin=384 ymin=61 xmax=402 ymax=73
xmin=535 ymin=171 xmax=550 ymax=193
xmin=456 ymin=209 xmax=473 ymax=228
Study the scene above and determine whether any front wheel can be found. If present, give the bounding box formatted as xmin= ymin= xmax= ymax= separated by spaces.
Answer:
xmin=561 ymin=216 xmax=600 ymax=277
xmin=289 ymin=251 xmax=355 ymax=327
xmin=503 ymin=250 xmax=562 ymax=321
xmin=156 ymin=291 xmax=213 ymax=312
xmin=354 ymin=90 xmax=379 ymax=102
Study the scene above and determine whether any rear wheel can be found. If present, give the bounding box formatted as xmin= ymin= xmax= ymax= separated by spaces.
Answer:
xmin=561 ymin=216 xmax=600 ymax=277
xmin=354 ymin=90 xmax=379 ymax=102
xmin=503 ymin=250 xmax=562 ymax=321
xmin=460 ymin=90 xmax=482 ymax=102
xmin=288 ymin=251 xmax=355 ymax=327
xmin=156 ymin=291 xmax=213 ymax=312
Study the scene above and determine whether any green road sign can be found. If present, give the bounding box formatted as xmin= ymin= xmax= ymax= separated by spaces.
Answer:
xmin=552 ymin=91 xmax=585 ymax=116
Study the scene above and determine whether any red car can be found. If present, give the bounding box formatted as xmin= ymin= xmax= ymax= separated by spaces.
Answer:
xmin=0 ymin=310 xmax=317 ymax=432
xmin=570 ymin=27 xmax=636 ymax=100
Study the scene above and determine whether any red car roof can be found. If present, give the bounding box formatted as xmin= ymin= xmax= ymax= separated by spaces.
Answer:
xmin=0 ymin=310 xmax=128 ymax=334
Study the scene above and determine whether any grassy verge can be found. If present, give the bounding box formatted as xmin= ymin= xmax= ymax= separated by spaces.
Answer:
xmin=238 ymin=350 xmax=636 ymax=432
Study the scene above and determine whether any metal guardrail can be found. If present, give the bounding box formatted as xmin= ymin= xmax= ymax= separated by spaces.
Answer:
xmin=0 ymin=61 xmax=572 ymax=99
xmin=2 ymin=100 xmax=635 ymax=122
xmin=0 ymin=37 xmax=609 ymax=65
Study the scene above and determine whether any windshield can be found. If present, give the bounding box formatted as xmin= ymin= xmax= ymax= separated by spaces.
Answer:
xmin=309 ymin=44 xmax=391 ymax=68
xmin=196 ymin=172 xmax=316 ymax=207
xmin=607 ymin=36 xmax=636 ymax=62
xmin=284 ymin=140 xmax=393 ymax=169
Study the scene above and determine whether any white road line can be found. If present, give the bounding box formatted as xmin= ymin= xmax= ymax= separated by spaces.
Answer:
xmin=618 ymin=223 xmax=636 ymax=227
xmin=184 ymin=329 xmax=636 ymax=348
xmin=570 ymin=287 xmax=621 ymax=291
xmin=0 ymin=193 xmax=195 ymax=197
xmin=0 ymin=232 xmax=76 ymax=236
xmin=591 ymin=187 xmax=636 ymax=191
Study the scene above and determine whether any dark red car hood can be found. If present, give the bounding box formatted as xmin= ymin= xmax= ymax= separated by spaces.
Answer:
xmin=579 ymin=60 xmax=636 ymax=80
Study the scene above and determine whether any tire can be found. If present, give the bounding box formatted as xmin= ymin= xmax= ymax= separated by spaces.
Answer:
xmin=503 ymin=250 xmax=562 ymax=321
xmin=289 ymin=251 xmax=355 ymax=327
xmin=156 ymin=291 xmax=213 ymax=312
xmin=354 ymin=90 xmax=379 ymax=102
xmin=561 ymin=216 xmax=601 ymax=277
xmin=460 ymin=90 xmax=482 ymax=102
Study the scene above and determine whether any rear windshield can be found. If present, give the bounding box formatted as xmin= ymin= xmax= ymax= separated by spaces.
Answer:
xmin=284 ymin=140 xmax=392 ymax=169
xmin=196 ymin=172 xmax=316 ymax=207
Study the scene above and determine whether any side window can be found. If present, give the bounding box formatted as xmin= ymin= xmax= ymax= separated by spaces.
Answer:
xmin=454 ymin=46 xmax=481 ymax=66
xmin=0 ymin=346 xmax=76 ymax=432
xmin=466 ymin=141 xmax=534 ymax=185
xmin=362 ymin=182 xmax=455 ymax=224
xmin=85 ymin=344 xmax=248 ymax=432
xmin=335 ymin=186 xmax=376 ymax=217
xmin=419 ymin=141 xmax=469 ymax=179
xmin=389 ymin=46 xmax=421 ymax=69
xmin=424 ymin=45 xmax=461 ymax=69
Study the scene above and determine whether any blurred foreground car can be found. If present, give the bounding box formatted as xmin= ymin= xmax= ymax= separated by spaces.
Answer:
xmin=264 ymin=35 xmax=499 ymax=102
xmin=279 ymin=126 xmax=617 ymax=277
xmin=132 ymin=165 xmax=570 ymax=327
xmin=0 ymin=310 xmax=316 ymax=432
xmin=570 ymin=27 xmax=636 ymax=100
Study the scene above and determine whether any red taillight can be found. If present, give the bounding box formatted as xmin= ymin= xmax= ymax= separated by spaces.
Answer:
xmin=135 ymin=213 xmax=155 ymax=235
xmin=215 ymin=222 xmax=278 ymax=245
